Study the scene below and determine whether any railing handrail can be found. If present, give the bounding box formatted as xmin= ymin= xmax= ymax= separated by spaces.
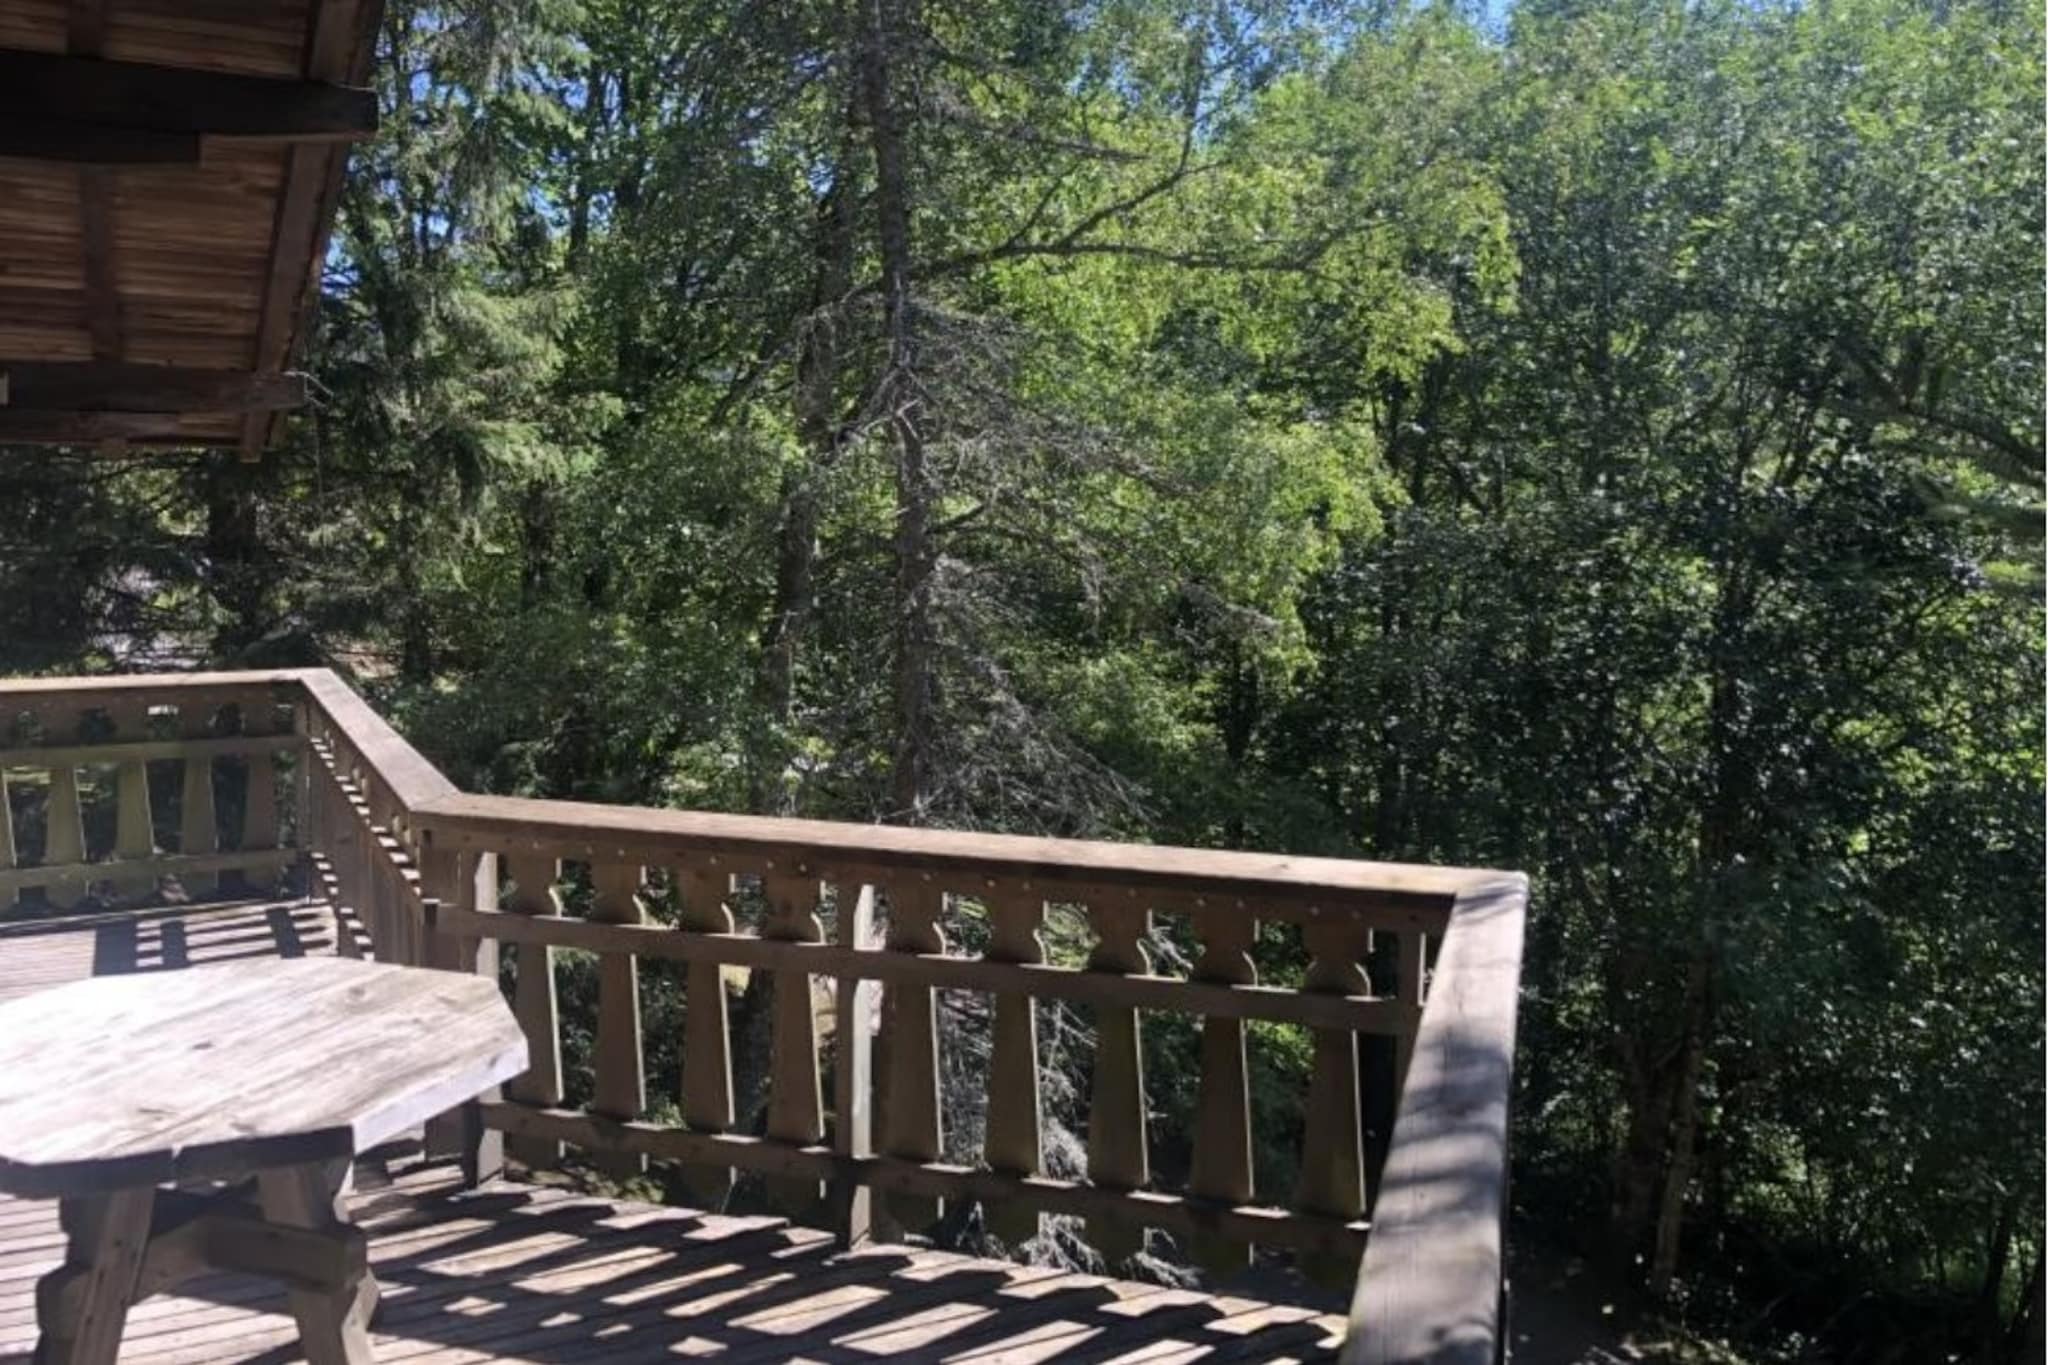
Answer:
xmin=2 ymin=666 xmax=1527 ymax=1365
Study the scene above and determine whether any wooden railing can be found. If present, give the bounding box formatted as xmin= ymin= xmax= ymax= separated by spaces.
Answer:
xmin=0 ymin=668 xmax=1526 ymax=1365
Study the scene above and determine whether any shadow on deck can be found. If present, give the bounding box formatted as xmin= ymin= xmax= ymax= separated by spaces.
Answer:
xmin=0 ymin=900 xmax=1344 ymax=1364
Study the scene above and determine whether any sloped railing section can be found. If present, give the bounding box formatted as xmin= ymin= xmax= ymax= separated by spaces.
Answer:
xmin=0 ymin=669 xmax=1525 ymax=1365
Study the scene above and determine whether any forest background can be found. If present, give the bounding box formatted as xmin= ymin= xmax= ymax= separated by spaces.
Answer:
xmin=1 ymin=0 xmax=2041 ymax=1360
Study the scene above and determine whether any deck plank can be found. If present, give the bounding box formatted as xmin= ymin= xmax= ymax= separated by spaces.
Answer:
xmin=0 ymin=900 xmax=1343 ymax=1363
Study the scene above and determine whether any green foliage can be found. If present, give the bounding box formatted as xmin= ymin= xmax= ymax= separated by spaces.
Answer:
xmin=2 ymin=0 xmax=2039 ymax=1357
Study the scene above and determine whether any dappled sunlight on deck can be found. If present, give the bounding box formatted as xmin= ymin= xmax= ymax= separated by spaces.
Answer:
xmin=0 ymin=900 xmax=1345 ymax=1364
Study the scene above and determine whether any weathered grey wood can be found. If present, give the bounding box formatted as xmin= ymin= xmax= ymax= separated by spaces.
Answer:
xmin=1395 ymin=930 xmax=1427 ymax=1096
xmin=39 ymin=1188 xmax=152 ymax=1365
xmin=832 ymin=885 xmax=878 ymax=1246
xmin=1344 ymin=880 xmax=1526 ymax=1365
xmin=43 ymin=765 xmax=86 ymax=911
xmin=0 ymin=734 xmax=302 ymax=769
xmin=1085 ymin=901 xmax=1151 ymax=1266
xmin=677 ymin=864 xmax=737 ymax=1209
xmin=105 ymin=701 xmax=156 ymax=900
xmin=983 ymin=888 xmax=1046 ymax=1246
xmin=256 ymin=1160 xmax=376 ymax=1365
xmin=0 ymin=849 xmax=297 ymax=897
xmin=429 ymin=901 xmax=1407 ymax=1033
xmin=1189 ymin=914 xmax=1257 ymax=1272
xmin=879 ymin=881 xmax=945 ymax=1235
xmin=0 ymin=769 xmax=16 ymax=913
xmin=480 ymin=1101 xmax=1370 ymax=1258
xmin=177 ymin=704 xmax=218 ymax=897
xmin=500 ymin=854 xmax=563 ymax=1171
xmin=415 ymin=792 xmax=1491 ymax=929
xmin=238 ymin=706 xmax=284 ymax=896
xmin=588 ymin=860 xmax=648 ymax=1180
xmin=1298 ymin=921 xmax=1372 ymax=1224
xmin=0 ymin=956 xmax=527 ymax=1198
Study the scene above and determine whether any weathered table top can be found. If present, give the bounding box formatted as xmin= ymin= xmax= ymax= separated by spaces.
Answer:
xmin=0 ymin=956 xmax=526 ymax=1198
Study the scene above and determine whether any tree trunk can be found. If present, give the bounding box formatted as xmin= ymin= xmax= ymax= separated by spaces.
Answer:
xmin=751 ymin=130 xmax=857 ymax=813
xmin=860 ymin=0 xmax=934 ymax=824
xmin=1648 ymin=952 xmax=1712 ymax=1294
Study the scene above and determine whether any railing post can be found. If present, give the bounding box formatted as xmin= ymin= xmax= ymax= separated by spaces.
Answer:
xmin=678 ymin=865 xmax=736 ymax=1209
xmin=177 ymin=701 xmax=218 ymax=898
xmin=502 ymin=852 xmax=563 ymax=1171
xmin=588 ymin=858 xmax=648 ymax=1181
xmin=761 ymin=869 xmax=826 ymax=1217
xmin=1189 ymin=911 xmax=1257 ymax=1272
xmin=879 ymin=880 xmax=945 ymax=1236
xmin=106 ymin=700 xmax=154 ymax=901
xmin=983 ymin=886 xmax=1045 ymax=1246
xmin=1299 ymin=917 xmax=1371 ymax=1286
xmin=831 ymin=884 xmax=877 ymax=1247
xmin=1085 ymin=898 xmax=1151 ymax=1267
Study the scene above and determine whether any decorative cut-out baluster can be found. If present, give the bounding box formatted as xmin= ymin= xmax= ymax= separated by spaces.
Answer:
xmin=1189 ymin=911 xmax=1257 ymax=1271
xmin=1297 ymin=915 xmax=1372 ymax=1284
xmin=1085 ymin=898 xmax=1151 ymax=1266
xmin=880 ymin=880 xmax=946 ymax=1234
xmin=589 ymin=859 xmax=648 ymax=1180
xmin=984 ymin=887 xmax=1045 ymax=1245
xmin=503 ymin=852 xmax=564 ymax=1170
xmin=0 ymin=767 xmax=15 ymax=913
xmin=240 ymin=703 xmax=281 ymax=896
xmin=457 ymin=850 xmax=505 ymax=1185
xmin=833 ymin=884 xmax=878 ymax=1246
xmin=178 ymin=703 xmax=218 ymax=897
xmin=44 ymin=758 xmax=86 ymax=911
xmin=761 ymin=870 xmax=826 ymax=1214
xmin=107 ymin=701 xmax=154 ymax=900
xmin=678 ymin=865 xmax=736 ymax=1209
xmin=1396 ymin=930 xmax=1426 ymax=1096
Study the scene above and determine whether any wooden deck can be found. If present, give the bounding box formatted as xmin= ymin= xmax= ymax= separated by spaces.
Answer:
xmin=0 ymin=899 xmax=1347 ymax=1364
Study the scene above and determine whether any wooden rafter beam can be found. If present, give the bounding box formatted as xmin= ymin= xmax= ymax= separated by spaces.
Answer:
xmin=241 ymin=0 xmax=381 ymax=459
xmin=66 ymin=0 xmax=122 ymax=364
xmin=0 ymin=51 xmax=377 ymax=143
xmin=0 ymin=411 xmax=183 ymax=443
xmin=0 ymin=363 xmax=305 ymax=414
xmin=0 ymin=119 xmax=199 ymax=166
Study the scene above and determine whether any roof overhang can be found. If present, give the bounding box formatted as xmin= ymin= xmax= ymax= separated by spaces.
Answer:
xmin=0 ymin=0 xmax=382 ymax=458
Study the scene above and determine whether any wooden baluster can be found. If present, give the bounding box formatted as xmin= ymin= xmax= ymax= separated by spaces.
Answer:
xmin=455 ymin=850 xmax=505 ymax=1186
xmin=832 ymin=884 xmax=877 ymax=1246
xmin=678 ymin=865 xmax=736 ymax=1209
xmin=0 ymin=766 xmax=15 ymax=913
xmin=589 ymin=859 xmax=648 ymax=1181
xmin=1189 ymin=911 xmax=1257 ymax=1272
xmin=1395 ymin=930 xmax=1426 ymax=1096
xmin=880 ymin=881 xmax=946 ymax=1235
xmin=760 ymin=870 xmax=825 ymax=1214
xmin=291 ymin=701 xmax=314 ymax=889
xmin=106 ymin=701 xmax=154 ymax=901
xmin=502 ymin=852 xmax=564 ymax=1170
xmin=177 ymin=703 xmax=217 ymax=898
xmin=1085 ymin=899 xmax=1151 ymax=1267
xmin=983 ymin=887 xmax=1045 ymax=1245
xmin=240 ymin=703 xmax=281 ymax=897
xmin=1297 ymin=917 xmax=1372 ymax=1285
xmin=44 ymin=759 xmax=87 ymax=911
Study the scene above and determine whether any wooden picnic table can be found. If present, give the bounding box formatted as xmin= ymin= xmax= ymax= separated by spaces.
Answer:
xmin=0 ymin=955 xmax=526 ymax=1365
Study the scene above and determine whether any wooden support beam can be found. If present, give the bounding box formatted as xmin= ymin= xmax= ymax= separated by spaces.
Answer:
xmin=0 ymin=52 xmax=377 ymax=142
xmin=0 ymin=411 xmax=181 ymax=444
xmin=0 ymin=120 xmax=199 ymax=165
xmin=241 ymin=0 xmax=378 ymax=459
xmin=0 ymin=363 xmax=304 ymax=414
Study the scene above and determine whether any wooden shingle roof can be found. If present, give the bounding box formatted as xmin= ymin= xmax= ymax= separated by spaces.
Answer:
xmin=0 ymin=0 xmax=381 ymax=456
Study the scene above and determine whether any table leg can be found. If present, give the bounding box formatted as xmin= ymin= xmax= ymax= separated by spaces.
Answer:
xmin=256 ymin=1160 xmax=379 ymax=1365
xmin=35 ymin=1188 xmax=155 ymax=1365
